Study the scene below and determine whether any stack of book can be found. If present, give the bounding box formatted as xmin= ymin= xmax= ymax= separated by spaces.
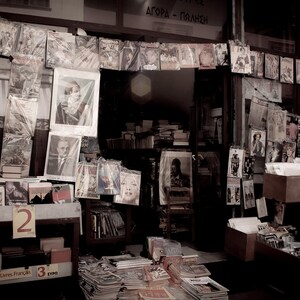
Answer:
xmin=143 ymin=264 xmax=171 ymax=287
xmin=173 ymin=130 xmax=190 ymax=146
xmin=1 ymin=165 xmax=22 ymax=179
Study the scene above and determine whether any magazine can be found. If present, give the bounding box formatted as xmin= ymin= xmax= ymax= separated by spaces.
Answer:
xmin=99 ymin=37 xmax=121 ymax=70
xmin=139 ymin=42 xmax=160 ymax=71
xmin=159 ymin=43 xmax=180 ymax=71
xmin=5 ymin=180 xmax=29 ymax=205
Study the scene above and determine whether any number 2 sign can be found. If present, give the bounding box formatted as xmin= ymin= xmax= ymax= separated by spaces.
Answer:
xmin=13 ymin=205 xmax=36 ymax=239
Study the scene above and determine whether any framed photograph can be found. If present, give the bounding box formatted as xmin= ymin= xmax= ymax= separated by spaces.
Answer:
xmin=44 ymin=132 xmax=81 ymax=182
xmin=50 ymin=67 xmax=100 ymax=137
xmin=159 ymin=150 xmax=193 ymax=205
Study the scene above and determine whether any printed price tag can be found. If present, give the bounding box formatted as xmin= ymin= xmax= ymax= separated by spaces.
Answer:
xmin=13 ymin=205 xmax=36 ymax=239
xmin=37 ymin=264 xmax=59 ymax=279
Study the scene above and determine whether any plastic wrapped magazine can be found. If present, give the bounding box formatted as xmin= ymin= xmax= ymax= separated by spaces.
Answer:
xmin=139 ymin=42 xmax=160 ymax=71
xmin=0 ymin=132 xmax=33 ymax=177
xmin=97 ymin=157 xmax=121 ymax=195
xmin=0 ymin=18 xmax=20 ymax=57
xmin=8 ymin=53 xmax=43 ymax=100
xmin=99 ymin=37 xmax=121 ymax=70
xmin=159 ymin=43 xmax=180 ymax=71
xmin=178 ymin=43 xmax=199 ymax=69
xmin=119 ymin=40 xmax=140 ymax=71
xmin=4 ymin=94 xmax=38 ymax=136
xmin=113 ymin=167 xmax=141 ymax=206
xmin=75 ymin=161 xmax=100 ymax=199
xmin=74 ymin=35 xmax=100 ymax=71
xmin=46 ymin=31 xmax=75 ymax=68
xmin=198 ymin=43 xmax=216 ymax=70
xmin=15 ymin=23 xmax=47 ymax=59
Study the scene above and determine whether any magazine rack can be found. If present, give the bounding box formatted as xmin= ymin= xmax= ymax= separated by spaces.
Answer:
xmin=165 ymin=186 xmax=195 ymax=241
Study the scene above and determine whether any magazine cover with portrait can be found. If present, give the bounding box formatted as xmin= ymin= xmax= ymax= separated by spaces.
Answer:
xmin=114 ymin=167 xmax=141 ymax=206
xmin=159 ymin=150 xmax=193 ymax=205
xmin=227 ymin=146 xmax=244 ymax=178
xmin=49 ymin=67 xmax=100 ymax=137
xmin=44 ymin=132 xmax=81 ymax=182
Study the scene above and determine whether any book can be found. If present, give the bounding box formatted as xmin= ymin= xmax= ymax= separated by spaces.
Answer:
xmin=51 ymin=184 xmax=74 ymax=204
xmin=2 ymin=165 xmax=23 ymax=173
xmin=5 ymin=180 xmax=29 ymax=205
xmin=143 ymin=264 xmax=171 ymax=286
xmin=28 ymin=181 xmax=52 ymax=204
xmin=51 ymin=247 xmax=71 ymax=263
xmin=2 ymin=172 xmax=22 ymax=179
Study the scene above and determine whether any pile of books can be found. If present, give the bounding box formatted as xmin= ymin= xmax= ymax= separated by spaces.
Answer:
xmin=1 ymin=165 xmax=23 ymax=179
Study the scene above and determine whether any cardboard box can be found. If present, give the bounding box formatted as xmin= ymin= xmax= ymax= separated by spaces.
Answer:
xmin=224 ymin=227 xmax=256 ymax=261
xmin=263 ymin=173 xmax=300 ymax=203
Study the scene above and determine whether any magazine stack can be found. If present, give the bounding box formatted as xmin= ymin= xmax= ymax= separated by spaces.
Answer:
xmin=181 ymin=276 xmax=229 ymax=300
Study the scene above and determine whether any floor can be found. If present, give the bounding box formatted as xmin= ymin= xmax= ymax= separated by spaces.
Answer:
xmin=0 ymin=243 xmax=289 ymax=300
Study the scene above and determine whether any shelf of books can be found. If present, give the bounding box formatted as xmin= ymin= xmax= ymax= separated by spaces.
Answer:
xmin=0 ymin=203 xmax=81 ymax=283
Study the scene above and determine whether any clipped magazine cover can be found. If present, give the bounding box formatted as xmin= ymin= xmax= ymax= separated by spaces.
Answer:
xmin=113 ymin=167 xmax=141 ymax=206
xmin=99 ymin=37 xmax=121 ymax=70
xmin=97 ymin=157 xmax=121 ymax=195
xmin=178 ymin=43 xmax=199 ymax=69
xmin=8 ymin=53 xmax=43 ymax=101
xmin=46 ymin=31 xmax=75 ymax=69
xmin=74 ymin=35 xmax=100 ymax=71
xmin=159 ymin=43 xmax=180 ymax=71
xmin=75 ymin=161 xmax=100 ymax=199
xmin=0 ymin=132 xmax=33 ymax=177
xmin=226 ymin=177 xmax=241 ymax=205
xmin=5 ymin=180 xmax=29 ymax=206
xmin=198 ymin=43 xmax=216 ymax=70
xmin=4 ymin=95 xmax=38 ymax=136
xmin=15 ymin=23 xmax=47 ymax=60
xmin=119 ymin=40 xmax=140 ymax=71
xmin=139 ymin=42 xmax=160 ymax=71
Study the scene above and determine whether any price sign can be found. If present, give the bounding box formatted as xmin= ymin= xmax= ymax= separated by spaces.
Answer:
xmin=13 ymin=205 xmax=36 ymax=239
xmin=37 ymin=264 xmax=59 ymax=279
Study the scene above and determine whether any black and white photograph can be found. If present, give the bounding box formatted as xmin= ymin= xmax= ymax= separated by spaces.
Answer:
xmin=249 ymin=128 xmax=266 ymax=157
xmin=281 ymin=141 xmax=296 ymax=163
xmin=198 ymin=43 xmax=216 ymax=70
xmin=226 ymin=177 xmax=241 ymax=205
xmin=214 ymin=43 xmax=228 ymax=66
xmin=50 ymin=67 xmax=100 ymax=137
xmin=265 ymin=53 xmax=279 ymax=81
xmin=248 ymin=96 xmax=268 ymax=130
xmin=250 ymin=50 xmax=264 ymax=78
xmin=0 ymin=133 xmax=33 ymax=177
xmin=114 ymin=168 xmax=141 ymax=206
xmin=159 ymin=43 xmax=180 ymax=70
xmin=230 ymin=44 xmax=251 ymax=74
xmin=227 ymin=147 xmax=244 ymax=178
xmin=5 ymin=180 xmax=29 ymax=206
xmin=159 ymin=150 xmax=193 ymax=205
xmin=243 ymin=155 xmax=255 ymax=180
xmin=44 ymin=132 xmax=81 ymax=182
xmin=265 ymin=141 xmax=283 ymax=163
xmin=273 ymin=201 xmax=285 ymax=225
xmin=99 ymin=37 xmax=121 ymax=70
xmin=242 ymin=179 xmax=255 ymax=210
xmin=267 ymin=103 xmax=287 ymax=142
xmin=280 ymin=56 xmax=294 ymax=84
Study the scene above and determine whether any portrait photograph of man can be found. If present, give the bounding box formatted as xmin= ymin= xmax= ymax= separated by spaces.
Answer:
xmin=44 ymin=132 xmax=81 ymax=182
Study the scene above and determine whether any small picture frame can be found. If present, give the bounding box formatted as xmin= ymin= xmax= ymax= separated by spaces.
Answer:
xmin=50 ymin=67 xmax=100 ymax=137
xmin=44 ymin=132 xmax=81 ymax=182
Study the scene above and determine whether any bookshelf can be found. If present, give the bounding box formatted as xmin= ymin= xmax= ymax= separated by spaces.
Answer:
xmin=0 ymin=203 xmax=81 ymax=285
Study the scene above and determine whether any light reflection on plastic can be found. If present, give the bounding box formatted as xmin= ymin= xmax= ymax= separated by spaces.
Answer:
xmin=130 ymin=73 xmax=152 ymax=104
